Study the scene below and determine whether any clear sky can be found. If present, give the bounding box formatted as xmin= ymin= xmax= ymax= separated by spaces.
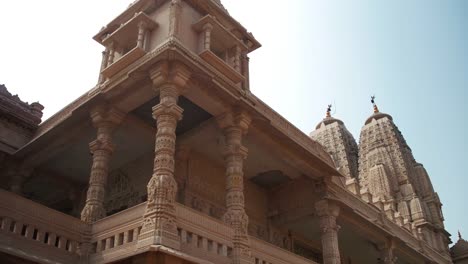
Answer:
xmin=0 ymin=0 xmax=466 ymax=244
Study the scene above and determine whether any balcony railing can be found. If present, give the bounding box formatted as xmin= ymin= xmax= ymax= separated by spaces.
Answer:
xmin=1 ymin=188 xmax=444 ymax=264
xmin=0 ymin=189 xmax=88 ymax=264
xmin=251 ymin=237 xmax=319 ymax=264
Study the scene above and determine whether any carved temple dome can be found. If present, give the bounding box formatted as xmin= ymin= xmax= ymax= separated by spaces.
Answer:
xmin=315 ymin=116 xmax=344 ymax=130
xmin=364 ymin=111 xmax=393 ymax=125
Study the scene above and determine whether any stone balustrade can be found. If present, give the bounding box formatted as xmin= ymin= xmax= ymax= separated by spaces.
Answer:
xmin=0 ymin=187 xmax=451 ymax=264
xmin=89 ymin=203 xmax=145 ymax=263
xmin=0 ymin=189 xmax=87 ymax=264
xmin=176 ymin=203 xmax=233 ymax=263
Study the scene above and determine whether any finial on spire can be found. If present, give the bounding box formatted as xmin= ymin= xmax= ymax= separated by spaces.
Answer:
xmin=459 ymin=230 xmax=463 ymax=240
xmin=371 ymin=95 xmax=379 ymax=113
xmin=326 ymin=104 xmax=332 ymax=118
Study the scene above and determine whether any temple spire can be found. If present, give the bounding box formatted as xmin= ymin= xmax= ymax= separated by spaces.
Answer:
xmin=371 ymin=95 xmax=379 ymax=113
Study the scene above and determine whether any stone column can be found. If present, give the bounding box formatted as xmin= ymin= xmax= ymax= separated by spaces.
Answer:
xmin=80 ymin=106 xmax=124 ymax=223
xmin=315 ymin=199 xmax=341 ymax=264
xmin=217 ymin=110 xmax=252 ymax=264
xmin=138 ymin=63 xmax=191 ymax=250
xmin=234 ymin=46 xmax=241 ymax=72
xmin=241 ymin=53 xmax=250 ymax=91
xmin=98 ymin=49 xmax=109 ymax=84
xmin=107 ymin=41 xmax=116 ymax=65
xmin=378 ymin=238 xmax=397 ymax=264
xmin=137 ymin=21 xmax=148 ymax=49
xmin=203 ymin=23 xmax=214 ymax=51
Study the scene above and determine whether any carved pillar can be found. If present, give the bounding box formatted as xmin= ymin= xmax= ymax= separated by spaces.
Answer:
xmin=315 ymin=200 xmax=341 ymax=264
xmin=138 ymin=63 xmax=191 ymax=250
xmin=241 ymin=53 xmax=250 ymax=91
xmin=217 ymin=110 xmax=253 ymax=264
xmin=203 ymin=23 xmax=214 ymax=51
xmin=169 ymin=0 xmax=182 ymax=38
xmin=137 ymin=21 xmax=148 ymax=49
xmin=234 ymin=46 xmax=241 ymax=72
xmin=107 ymin=42 xmax=116 ymax=65
xmin=378 ymin=238 xmax=397 ymax=264
xmin=80 ymin=106 xmax=124 ymax=223
xmin=98 ymin=49 xmax=109 ymax=84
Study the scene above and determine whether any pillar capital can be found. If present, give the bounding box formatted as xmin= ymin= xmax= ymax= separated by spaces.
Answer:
xmin=315 ymin=199 xmax=340 ymax=218
xmin=216 ymin=109 xmax=252 ymax=134
xmin=152 ymin=103 xmax=183 ymax=121
xmin=90 ymin=104 xmax=125 ymax=129
xmin=149 ymin=62 xmax=191 ymax=91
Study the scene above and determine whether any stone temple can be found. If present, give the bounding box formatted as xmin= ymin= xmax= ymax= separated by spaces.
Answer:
xmin=0 ymin=0 xmax=465 ymax=263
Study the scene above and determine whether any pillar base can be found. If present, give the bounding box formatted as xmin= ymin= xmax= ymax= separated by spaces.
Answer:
xmin=137 ymin=217 xmax=180 ymax=251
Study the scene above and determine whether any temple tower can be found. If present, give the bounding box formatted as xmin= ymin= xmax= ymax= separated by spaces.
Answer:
xmin=310 ymin=105 xmax=359 ymax=187
xmin=358 ymin=98 xmax=448 ymax=253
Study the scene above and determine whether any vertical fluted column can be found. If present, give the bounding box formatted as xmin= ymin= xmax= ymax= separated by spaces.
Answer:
xmin=217 ymin=111 xmax=253 ymax=264
xmin=138 ymin=63 xmax=191 ymax=250
xmin=80 ymin=106 xmax=124 ymax=224
xmin=315 ymin=200 xmax=341 ymax=264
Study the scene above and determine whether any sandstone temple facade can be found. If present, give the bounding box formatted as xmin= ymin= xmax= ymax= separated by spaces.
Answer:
xmin=0 ymin=1 xmax=461 ymax=263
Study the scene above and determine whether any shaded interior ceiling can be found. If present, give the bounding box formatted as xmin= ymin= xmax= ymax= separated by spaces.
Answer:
xmin=39 ymin=96 xmax=213 ymax=184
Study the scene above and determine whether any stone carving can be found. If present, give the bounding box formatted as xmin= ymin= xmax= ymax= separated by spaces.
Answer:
xmin=217 ymin=110 xmax=253 ymax=264
xmin=81 ymin=105 xmax=125 ymax=223
xmin=312 ymin=103 xmax=448 ymax=253
xmin=105 ymin=170 xmax=140 ymax=214
xmin=138 ymin=62 xmax=191 ymax=250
